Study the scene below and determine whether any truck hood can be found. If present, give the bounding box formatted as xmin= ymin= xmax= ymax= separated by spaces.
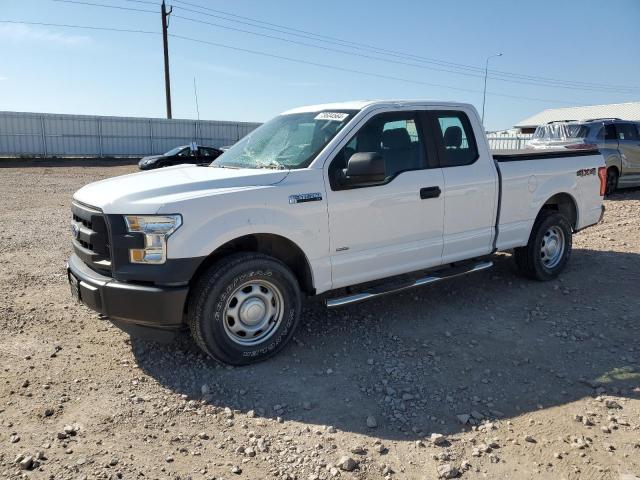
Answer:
xmin=73 ymin=164 xmax=289 ymax=213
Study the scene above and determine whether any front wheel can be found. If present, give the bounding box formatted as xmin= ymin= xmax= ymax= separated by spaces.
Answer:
xmin=514 ymin=211 xmax=572 ymax=281
xmin=188 ymin=252 xmax=302 ymax=365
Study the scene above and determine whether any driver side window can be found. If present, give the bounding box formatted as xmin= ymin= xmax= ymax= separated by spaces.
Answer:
xmin=330 ymin=111 xmax=427 ymax=188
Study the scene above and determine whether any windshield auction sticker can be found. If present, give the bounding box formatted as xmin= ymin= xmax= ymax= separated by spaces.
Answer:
xmin=315 ymin=112 xmax=349 ymax=122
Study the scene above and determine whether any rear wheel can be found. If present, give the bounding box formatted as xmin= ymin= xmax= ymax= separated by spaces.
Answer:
xmin=514 ymin=211 xmax=572 ymax=281
xmin=188 ymin=252 xmax=302 ymax=365
xmin=605 ymin=168 xmax=618 ymax=196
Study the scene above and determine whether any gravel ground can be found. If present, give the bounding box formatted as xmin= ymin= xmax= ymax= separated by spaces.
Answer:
xmin=1 ymin=160 xmax=639 ymax=480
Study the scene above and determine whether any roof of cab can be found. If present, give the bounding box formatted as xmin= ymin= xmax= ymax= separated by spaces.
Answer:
xmin=281 ymin=99 xmax=473 ymax=115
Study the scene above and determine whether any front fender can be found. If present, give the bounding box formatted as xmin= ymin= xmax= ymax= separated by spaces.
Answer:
xmin=177 ymin=207 xmax=322 ymax=259
xmin=161 ymin=170 xmax=333 ymax=293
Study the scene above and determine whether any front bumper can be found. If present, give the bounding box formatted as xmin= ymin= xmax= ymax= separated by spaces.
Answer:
xmin=67 ymin=253 xmax=187 ymax=342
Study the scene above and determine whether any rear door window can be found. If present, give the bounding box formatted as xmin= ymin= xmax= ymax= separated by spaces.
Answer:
xmin=616 ymin=123 xmax=639 ymax=141
xmin=604 ymin=124 xmax=617 ymax=141
xmin=432 ymin=111 xmax=478 ymax=167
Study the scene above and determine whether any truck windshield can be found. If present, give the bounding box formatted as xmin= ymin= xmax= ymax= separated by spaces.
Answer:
xmin=212 ymin=111 xmax=356 ymax=169
xmin=532 ymin=124 xmax=589 ymax=141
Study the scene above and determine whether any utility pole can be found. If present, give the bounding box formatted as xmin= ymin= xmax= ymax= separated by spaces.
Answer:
xmin=161 ymin=0 xmax=172 ymax=119
xmin=481 ymin=53 xmax=503 ymax=126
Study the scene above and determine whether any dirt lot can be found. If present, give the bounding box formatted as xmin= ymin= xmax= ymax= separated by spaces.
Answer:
xmin=1 ymin=160 xmax=639 ymax=480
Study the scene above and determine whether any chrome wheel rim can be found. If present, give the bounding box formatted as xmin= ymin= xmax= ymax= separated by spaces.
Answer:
xmin=540 ymin=226 xmax=565 ymax=268
xmin=223 ymin=279 xmax=284 ymax=346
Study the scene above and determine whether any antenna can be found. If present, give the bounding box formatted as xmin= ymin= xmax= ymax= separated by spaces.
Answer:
xmin=193 ymin=76 xmax=200 ymax=143
xmin=193 ymin=76 xmax=200 ymax=121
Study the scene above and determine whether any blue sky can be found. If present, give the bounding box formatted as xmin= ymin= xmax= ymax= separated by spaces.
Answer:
xmin=1 ymin=0 xmax=639 ymax=130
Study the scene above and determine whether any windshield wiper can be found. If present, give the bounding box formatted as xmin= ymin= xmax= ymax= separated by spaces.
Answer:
xmin=256 ymin=161 xmax=287 ymax=170
xmin=211 ymin=164 xmax=241 ymax=169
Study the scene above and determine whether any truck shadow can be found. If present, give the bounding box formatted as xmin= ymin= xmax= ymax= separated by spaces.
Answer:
xmin=132 ymin=247 xmax=640 ymax=440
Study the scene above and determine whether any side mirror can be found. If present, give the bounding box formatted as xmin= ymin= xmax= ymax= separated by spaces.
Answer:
xmin=339 ymin=152 xmax=386 ymax=186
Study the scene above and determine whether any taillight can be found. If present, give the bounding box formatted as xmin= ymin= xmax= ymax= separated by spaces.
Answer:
xmin=598 ymin=167 xmax=607 ymax=196
xmin=565 ymin=143 xmax=598 ymax=150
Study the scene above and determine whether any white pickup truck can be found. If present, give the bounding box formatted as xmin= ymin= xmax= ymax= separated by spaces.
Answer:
xmin=68 ymin=100 xmax=606 ymax=365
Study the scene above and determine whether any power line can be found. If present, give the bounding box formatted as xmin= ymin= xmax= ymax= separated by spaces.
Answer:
xmin=0 ymin=18 xmax=599 ymax=106
xmin=168 ymin=0 xmax=640 ymax=93
xmin=0 ymin=19 xmax=158 ymax=35
xmin=172 ymin=0 xmax=640 ymax=92
xmin=51 ymin=0 xmax=640 ymax=93
xmin=120 ymin=0 xmax=157 ymax=5
xmin=52 ymin=0 xmax=155 ymax=14
xmin=169 ymin=0 xmax=498 ymax=75
xmin=169 ymin=12 xmax=636 ymax=95
xmin=168 ymin=33 xmax=579 ymax=105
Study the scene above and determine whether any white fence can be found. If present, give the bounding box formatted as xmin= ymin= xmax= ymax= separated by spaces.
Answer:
xmin=0 ymin=111 xmax=261 ymax=157
xmin=0 ymin=111 xmax=532 ymax=157
xmin=486 ymin=134 xmax=532 ymax=150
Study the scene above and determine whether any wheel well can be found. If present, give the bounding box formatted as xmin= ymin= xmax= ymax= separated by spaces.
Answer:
xmin=191 ymin=234 xmax=315 ymax=295
xmin=607 ymin=165 xmax=619 ymax=175
xmin=541 ymin=193 xmax=577 ymax=230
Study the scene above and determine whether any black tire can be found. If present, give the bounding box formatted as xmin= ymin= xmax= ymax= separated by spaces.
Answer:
xmin=188 ymin=252 xmax=302 ymax=365
xmin=514 ymin=210 xmax=572 ymax=281
xmin=605 ymin=168 xmax=618 ymax=196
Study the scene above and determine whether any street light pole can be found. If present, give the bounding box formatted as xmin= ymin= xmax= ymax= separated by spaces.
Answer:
xmin=481 ymin=53 xmax=502 ymax=126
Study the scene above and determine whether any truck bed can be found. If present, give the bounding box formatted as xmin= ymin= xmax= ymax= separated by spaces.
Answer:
xmin=492 ymin=148 xmax=600 ymax=162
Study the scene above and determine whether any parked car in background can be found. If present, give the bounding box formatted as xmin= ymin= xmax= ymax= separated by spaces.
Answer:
xmin=68 ymin=100 xmax=606 ymax=365
xmin=138 ymin=144 xmax=223 ymax=170
xmin=527 ymin=119 xmax=640 ymax=194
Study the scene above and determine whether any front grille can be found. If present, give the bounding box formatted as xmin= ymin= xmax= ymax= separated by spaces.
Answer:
xmin=71 ymin=201 xmax=112 ymax=275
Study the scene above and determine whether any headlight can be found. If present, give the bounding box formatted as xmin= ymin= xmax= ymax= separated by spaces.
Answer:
xmin=124 ymin=214 xmax=182 ymax=264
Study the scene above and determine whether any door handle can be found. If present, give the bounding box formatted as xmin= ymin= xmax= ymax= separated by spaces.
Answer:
xmin=420 ymin=186 xmax=441 ymax=199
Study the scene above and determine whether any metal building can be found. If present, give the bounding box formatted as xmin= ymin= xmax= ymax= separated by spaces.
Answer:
xmin=514 ymin=101 xmax=640 ymax=134
xmin=0 ymin=111 xmax=261 ymax=157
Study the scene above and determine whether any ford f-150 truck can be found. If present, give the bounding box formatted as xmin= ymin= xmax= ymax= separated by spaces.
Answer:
xmin=68 ymin=100 xmax=606 ymax=365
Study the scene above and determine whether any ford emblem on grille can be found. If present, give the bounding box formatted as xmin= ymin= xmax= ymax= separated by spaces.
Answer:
xmin=71 ymin=222 xmax=80 ymax=239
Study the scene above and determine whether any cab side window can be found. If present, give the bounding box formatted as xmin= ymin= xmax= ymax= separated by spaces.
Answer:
xmin=432 ymin=111 xmax=478 ymax=167
xmin=330 ymin=112 xmax=427 ymax=187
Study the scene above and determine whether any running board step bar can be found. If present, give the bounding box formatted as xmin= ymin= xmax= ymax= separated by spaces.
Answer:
xmin=325 ymin=260 xmax=493 ymax=308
